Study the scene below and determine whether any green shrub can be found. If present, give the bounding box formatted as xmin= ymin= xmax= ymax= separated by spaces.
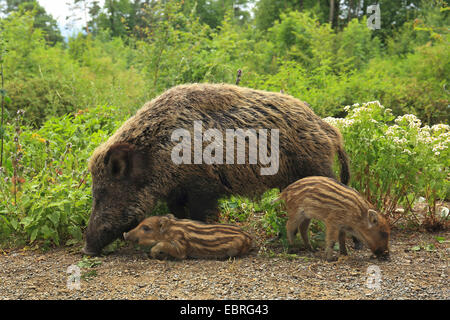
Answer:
xmin=219 ymin=195 xmax=256 ymax=223
xmin=219 ymin=188 xmax=287 ymax=239
xmin=0 ymin=105 xmax=128 ymax=246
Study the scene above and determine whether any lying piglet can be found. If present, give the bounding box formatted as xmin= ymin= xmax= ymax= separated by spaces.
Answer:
xmin=123 ymin=214 xmax=253 ymax=259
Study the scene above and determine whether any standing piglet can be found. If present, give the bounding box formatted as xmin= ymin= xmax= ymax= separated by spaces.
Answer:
xmin=279 ymin=176 xmax=390 ymax=261
xmin=123 ymin=214 xmax=253 ymax=259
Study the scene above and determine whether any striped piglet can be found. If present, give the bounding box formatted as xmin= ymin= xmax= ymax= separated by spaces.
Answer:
xmin=123 ymin=214 xmax=252 ymax=259
xmin=280 ymin=176 xmax=390 ymax=261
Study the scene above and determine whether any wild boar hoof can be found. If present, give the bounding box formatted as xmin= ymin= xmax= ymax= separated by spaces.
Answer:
xmin=377 ymin=254 xmax=390 ymax=262
xmin=151 ymin=250 xmax=166 ymax=260
xmin=353 ymin=242 xmax=363 ymax=250
xmin=81 ymin=246 xmax=100 ymax=256
xmin=326 ymin=255 xmax=338 ymax=262
xmin=287 ymin=247 xmax=298 ymax=254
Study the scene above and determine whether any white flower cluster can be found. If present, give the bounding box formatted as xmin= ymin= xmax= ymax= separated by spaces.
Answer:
xmin=323 ymin=116 xmax=340 ymax=127
xmin=440 ymin=131 xmax=450 ymax=144
xmin=344 ymin=103 xmax=361 ymax=110
xmin=385 ymin=124 xmax=399 ymax=135
xmin=431 ymin=123 xmax=450 ymax=133
xmin=351 ymin=105 xmax=371 ymax=118
xmin=402 ymin=149 xmax=413 ymax=155
xmin=330 ymin=101 xmax=448 ymax=159
xmin=323 ymin=117 xmax=355 ymax=128
xmin=348 ymin=101 xmax=386 ymax=121
xmin=343 ymin=101 xmax=383 ymax=115
xmin=392 ymin=137 xmax=407 ymax=145
xmin=432 ymin=142 xmax=448 ymax=156
xmin=416 ymin=124 xmax=450 ymax=155
xmin=365 ymin=101 xmax=383 ymax=108
xmin=417 ymin=126 xmax=435 ymax=144
xmin=394 ymin=114 xmax=422 ymax=129
xmin=386 ymin=124 xmax=406 ymax=138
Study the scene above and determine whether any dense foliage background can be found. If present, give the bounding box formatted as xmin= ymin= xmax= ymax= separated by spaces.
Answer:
xmin=0 ymin=0 xmax=448 ymax=248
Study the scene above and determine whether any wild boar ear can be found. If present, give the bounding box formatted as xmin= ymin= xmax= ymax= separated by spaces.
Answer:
xmin=159 ymin=216 xmax=172 ymax=233
xmin=104 ymin=142 xmax=146 ymax=179
xmin=104 ymin=143 xmax=135 ymax=178
xmin=368 ymin=209 xmax=378 ymax=227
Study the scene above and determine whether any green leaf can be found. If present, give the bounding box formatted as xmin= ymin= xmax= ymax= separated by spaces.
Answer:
xmin=435 ymin=236 xmax=445 ymax=244
xmin=68 ymin=225 xmax=82 ymax=241
xmin=10 ymin=218 xmax=19 ymax=231
xmin=48 ymin=211 xmax=60 ymax=227
xmin=64 ymin=202 xmax=71 ymax=215
xmin=21 ymin=216 xmax=34 ymax=229
xmin=40 ymin=224 xmax=54 ymax=239
xmin=77 ymin=257 xmax=102 ymax=269
xmin=410 ymin=245 xmax=421 ymax=251
xmin=30 ymin=228 xmax=38 ymax=243
xmin=3 ymin=96 xmax=11 ymax=104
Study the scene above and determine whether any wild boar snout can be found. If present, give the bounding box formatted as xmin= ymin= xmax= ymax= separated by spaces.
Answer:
xmin=123 ymin=231 xmax=138 ymax=243
xmin=374 ymin=248 xmax=390 ymax=261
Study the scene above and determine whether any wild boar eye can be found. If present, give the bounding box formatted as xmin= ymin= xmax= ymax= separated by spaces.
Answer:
xmin=380 ymin=231 xmax=389 ymax=239
xmin=141 ymin=225 xmax=151 ymax=232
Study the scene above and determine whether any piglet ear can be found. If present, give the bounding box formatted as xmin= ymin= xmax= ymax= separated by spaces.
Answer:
xmin=368 ymin=209 xmax=379 ymax=226
xmin=104 ymin=143 xmax=135 ymax=178
xmin=159 ymin=216 xmax=172 ymax=233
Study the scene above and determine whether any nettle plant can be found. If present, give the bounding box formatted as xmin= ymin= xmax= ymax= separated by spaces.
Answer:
xmin=325 ymin=101 xmax=449 ymax=229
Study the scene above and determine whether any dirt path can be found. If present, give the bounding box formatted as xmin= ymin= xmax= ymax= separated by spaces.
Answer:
xmin=0 ymin=230 xmax=448 ymax=300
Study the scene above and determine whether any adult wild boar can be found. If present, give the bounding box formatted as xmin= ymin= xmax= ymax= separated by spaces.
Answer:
xmin=82 ymin=83 xmax=350 ymax=255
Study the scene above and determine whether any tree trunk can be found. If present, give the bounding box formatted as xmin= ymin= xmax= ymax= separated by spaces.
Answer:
xmin=329 ymin=0 xmax=335 ymax=25
xmin=356 ymin=0 xmax=362 ymax=19
xmin=108 ymin=0 xmax=116 ymax=36
xmin=348 ymin=0 xmax=353 ymax=22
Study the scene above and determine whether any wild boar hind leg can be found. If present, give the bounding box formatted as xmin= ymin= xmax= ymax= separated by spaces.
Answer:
xmin=150 ymin=241 xmax=188 ymax=260
xmin=338 ymin=230 xmax=348 ymax=256
xmin=299 ymin=218 xmax=313 ymax=251
xmin=286 ymin=208 xmax=312 ymax=251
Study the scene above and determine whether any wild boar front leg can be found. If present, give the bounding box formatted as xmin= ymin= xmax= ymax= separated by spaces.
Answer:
xmin=150 ymin=241 xmax=188 ymax=260
xmin=286 ymin=209 xmax=303 ymax=246
xmin=325 ymin=225 xmax=339 ymax=262
xmin=352 ymin=236 xmax=363 ymax=250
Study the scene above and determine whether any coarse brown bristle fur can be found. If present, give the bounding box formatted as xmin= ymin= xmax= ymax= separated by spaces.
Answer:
xmin=89 ymin=83 xmax=348 ymax=187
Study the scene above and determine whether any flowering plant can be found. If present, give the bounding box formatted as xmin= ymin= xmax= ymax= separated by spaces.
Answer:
xmin=325 ymin=102 xmax=449 ymax=229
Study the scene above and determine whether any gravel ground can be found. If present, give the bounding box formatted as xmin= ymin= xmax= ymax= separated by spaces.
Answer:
xmin=0 ymin=230 xmax=448 ymax=300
